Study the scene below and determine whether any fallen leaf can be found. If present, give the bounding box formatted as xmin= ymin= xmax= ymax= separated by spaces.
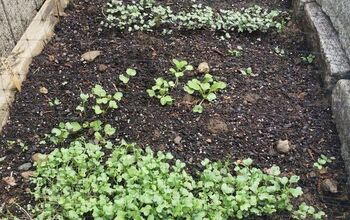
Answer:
xmin=81 ymin=50 xmax=101 ymax=62
xmin=2 ymin=176 xmax=16 ymax=186
xmin=21 ymin=171 xmax=34 ymax=180
xmin=32 ymin=153 xmax=48 ymax=163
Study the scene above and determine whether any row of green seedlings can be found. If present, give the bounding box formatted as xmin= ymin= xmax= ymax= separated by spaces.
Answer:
xmin=103 ymin=0 xmax=286 ymax=39
xmin=230 ymin=46 xmax=315 ymax=65
xmin=147 ymin=59 xmax=227 ymax=113
xmin=26 ymin=82 xmax=326 ymax=219
xmin=32 ymin=103 xmax=326 ymax=220
xmin=49 ymin=49 xmax=315 ymax=111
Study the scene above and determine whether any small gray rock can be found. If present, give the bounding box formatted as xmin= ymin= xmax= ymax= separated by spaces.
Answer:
xmin=276 ymin=140 xmax=291 ymax=154
xmin=18 ymin=162 xmax=32 ymax=171
xmin=174 ymin=136 xmax=182 ymax=145
xmin=321 ymin=178 xmax=338 ymax=194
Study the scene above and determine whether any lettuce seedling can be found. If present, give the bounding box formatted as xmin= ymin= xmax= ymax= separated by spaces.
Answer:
xmin=76 ymin=93 xmax=89 ymax=113
xmin=184 ymin=74 xmax=226 ymax=113
xmin=301 ymin=54 xmax=315 ymax=64
xmin=228 ymin=46 xmax=243 ymax=57
xmin=240 ymin=67 xmax=256 ymax=76
xmin=313 ymin=154 xmax=333 ymax=170
xmin=49 ymin=98 xmax=61 ymax=107
xmin=92 ymin=85 xmax=123 ymax=115
xmin=50 ymin=121 xmax=82 ymax=144
xmin=169 ymin=59 xmax=193 ymax=85
xmin=119 ymin=68 xmax=137 ymax=84
xmin=147 ymin=77 xmax=175 ymax=106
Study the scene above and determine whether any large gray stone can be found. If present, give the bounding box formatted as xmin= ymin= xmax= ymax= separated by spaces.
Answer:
xmin=316 ymin=0 xmax=350 ymax=60
xmin=304 ymin=2 xmax=350 ymax=91
xmin=332 ymin=80 xmax=350 ymax=187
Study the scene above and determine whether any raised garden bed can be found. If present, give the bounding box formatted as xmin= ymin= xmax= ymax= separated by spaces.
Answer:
xmin=0 ymin=0 xmax=349 ymax=219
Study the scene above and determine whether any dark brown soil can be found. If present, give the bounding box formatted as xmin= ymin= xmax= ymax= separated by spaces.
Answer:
xmin=1 ymin=0 xmax=349 ymax=219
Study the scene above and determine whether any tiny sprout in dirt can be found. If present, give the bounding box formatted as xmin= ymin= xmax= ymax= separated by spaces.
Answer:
xmin=5 ymin=139 xmax=27 ymax=151
xmin=240 ymin=67 xmax=255 ymax=76
xmin=169 ymin=59 xmax=193 ymax=85
xmin=302 ymin=54 xmax=316 ymax=64
xmin=147 ymin=77 xmax=175 ymax=106
xmin=274 ymin=46 xmax=285 ymax=56
xmin=119 ymin=68 xmax=137 ymax=84
xmin=92 ymin=84 xmax=123 ymax=114
xmin=49 ymin=98 xmax=61 ymax=107
xmin=184 ymin=74 xmax=226 ymax=113
xmin=313 ymin=154 xmax=333 ymax=170
xmin=76 ymin=93 xmax=89 ymax=113
xmin=228 ymin=46 xmax=243 ymax=57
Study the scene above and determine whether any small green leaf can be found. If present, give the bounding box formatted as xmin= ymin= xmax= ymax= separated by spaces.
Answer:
xmin=80 ymin=93 xmax=89 ymax=102
xmin=242 ymin=158 xmax=253 ymax=166
xmin=92 ymin=85 xmax=107 ymax=97
xmin=113 ymin=92 xmax=123 ymax=101
xmin=160 ymin=96 xmax=173 ymax=106
xmin=104 ymin=124 xmax=116 ymax=136
xmin=206 ymin=93 xmax=216 ymax=102
xmin=109 ymin=100 xmax=118 ymax=109
xmin=119 ymin=74 xmax=129 ymax=84
xmin=126 ymin=68 xmax=137 ymax=76
xmin=193 ymin=105 xmax=203 ymax=113
xmin=147 ymin=89 xmax=156 ymax=97
xmin=93 ymin=105 xmax=103 ymax=115
xmin=290 ymin=187 xmax=303 ymax=198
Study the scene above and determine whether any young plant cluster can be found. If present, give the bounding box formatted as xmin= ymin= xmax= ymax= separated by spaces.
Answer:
xmin=46 ymin=120 xmax=116 ymax=147
xmin=103 ymin=0 xmax=285 ymax=36
xmin=31 ymin=141 xmax=325 ymax=219
xmin=76 ymin=84 xmax=123 ymax=115
xmin=147 ymin=59 xmax=193 ymax=106
xmin=147 ymin=59 xmax=226 ymax=113
xmin=184 ymin=74 xmax=226 ymax=113
xmin=313 ymin=154 xmax=333 ymax=170
xmin=301 ymin=54 xmax=316 ymax=64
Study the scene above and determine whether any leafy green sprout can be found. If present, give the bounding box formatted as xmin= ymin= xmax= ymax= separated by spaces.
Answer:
xmin=169 ymin=59 xmax=193 ymax=85
xmin=50 ymin=121 xmax=82 ymax=144
xmin=76 ymin=93 xmax=89 ymax=113
xmin=147 ymin=77 xmax=175 ymax=106
xmin=49 ymin=120 xmax=116 ymax=146
xmin=6 ymin=140 xmax=16 ymax=149
xmin=184 ymin=74 xmax=226 ymax=113
xmin=92 ymin=84 xmax=123 ymax=115
xmin=18 ymin=140 xmax=28 ymax=152
xmin=240 ymin=67 xmax=256 ymax=76
xmin=119 ymin=68 xmax=137 ymax=84
xmin=5 ymin=140 xmax=27 ymax=151
xmin=49 ymin=98 xmax=61 ymax=107
xmin=83 ymin=120 xmax=116 ymax=145
xmin=313 ymin=154 xmax=333 ymax=170
xmin=293 ymin=203 xmax=325 ymax=220
xmin=274 ymin=46 xmax=285 ymax=56
xmin=228 ymin=46 xmax=243 ymax=57
xmin=301 ymin=54 xmax=316 ymax=64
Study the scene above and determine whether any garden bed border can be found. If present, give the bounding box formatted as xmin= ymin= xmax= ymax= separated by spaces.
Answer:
xmin=0 ymin=0 xmax=69 ymax=133
xmin=293 ymin=0 xmax=350 ymax=187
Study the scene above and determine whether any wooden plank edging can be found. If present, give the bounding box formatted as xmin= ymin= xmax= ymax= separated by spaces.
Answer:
xmin=0 ymin=0 xmax=69 ymax=133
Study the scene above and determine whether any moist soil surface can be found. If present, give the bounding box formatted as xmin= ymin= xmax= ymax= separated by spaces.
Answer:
xmin=1 ymin=0 xmax=350 ymax=219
